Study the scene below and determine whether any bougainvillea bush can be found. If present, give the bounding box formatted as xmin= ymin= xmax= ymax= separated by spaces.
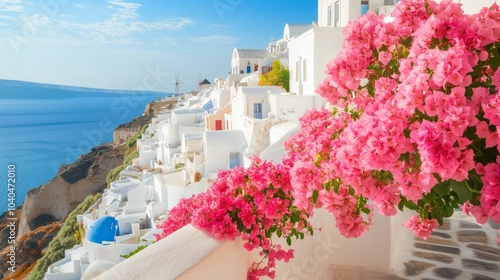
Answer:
xmin=311 ymin=0 xmax=500 ymax=239
xmin=156 ymin=157 xmax=313 ymax=279
xmin=157 ymin=0 xmax=500 ymax=278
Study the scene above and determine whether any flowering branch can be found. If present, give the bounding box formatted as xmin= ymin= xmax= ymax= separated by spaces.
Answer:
xmin=156 ymin=156 xmax=313 ymax=279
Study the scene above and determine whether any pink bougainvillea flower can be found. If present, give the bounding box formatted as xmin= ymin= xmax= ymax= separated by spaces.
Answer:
xmin=404 ymin=215 xmax=439 ymax=239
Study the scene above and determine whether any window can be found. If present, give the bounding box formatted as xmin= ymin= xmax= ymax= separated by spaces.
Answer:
xmin=361 ymin=0 xmax=369 ymax=15
xmin=302 ymin=59 xmax=307 ymax=81
xmin=327 ymin=5 xmax=333 ymax=26
xmin=253 ymin=103 xmax=263 ymax=119
xmin=334 ymin=1 xmax=340 ymax=27
xmin=229 ymin=152 xmax=241 ymax=169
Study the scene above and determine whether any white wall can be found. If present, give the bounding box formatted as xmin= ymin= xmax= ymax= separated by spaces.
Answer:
xmin=181 ymin=133 xmax=204 ymax=153
xmin=243 ymin=117 xmax=281 ymax=156
xmin=232 ymin=86 xmax=285 ymax=130
xmin=166 ymin=183 xmax=207 ymax=211
xmin=95 ymin=225 xmax=257 ymax=280
xmin=126 ymin=185 xmax=151 ymax=208
xmin=289 ymin=27 xmax=343 ymax=96
xmin=153 ymin=181 xmax=168 ymax=209
xmin=203 ymin=130 xmax=247 ymax=174
xmin=270 ymin=94 xmax=316 ymax=121
xmin=139 ymin=150 xmax=156 ymax=167
xmin=97 ymin=210 xmax=415 ymax=280
xmin=115 ymin=212 xmax=147 ymax=235
xmin=210 ymin=89 xmax=231 ymax=109
xmin=178 ymin=124 xmax=205 ymax=147
xmin=458 ymin=0 xmax=497 ymax=13
xmin=318 ymin=0 xmax=359 ymax=27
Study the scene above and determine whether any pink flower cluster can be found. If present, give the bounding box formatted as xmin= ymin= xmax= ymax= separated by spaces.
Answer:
xmin=472 ymin=158 xmax=500 ymax=224
xmin=157 ymin=156 xmax=312 ymax=279
xmin=404 ymin=215 xmax=439 ymax=239
xmin=312 ymin=0 xmax=500 ymax=239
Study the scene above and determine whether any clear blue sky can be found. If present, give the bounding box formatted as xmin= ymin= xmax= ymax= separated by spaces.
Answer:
xmin=0 ymin=0 xmax=317 ymax=92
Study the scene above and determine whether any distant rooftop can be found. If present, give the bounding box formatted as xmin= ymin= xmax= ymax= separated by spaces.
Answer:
xmin=234 ymin=48 xmax=268 ymax=58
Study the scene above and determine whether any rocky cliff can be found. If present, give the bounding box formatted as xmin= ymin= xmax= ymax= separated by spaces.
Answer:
xmin=18 ymin=143 xmax=124 ymax=237
xmin=0 ymin=100 xmax=165 ymax=279
xmin=113 ymin=99 xmax=176 ymax=144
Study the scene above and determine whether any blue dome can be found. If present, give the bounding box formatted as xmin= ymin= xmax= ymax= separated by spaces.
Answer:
xmin=87 ymin=216 xmax=119 ymax=244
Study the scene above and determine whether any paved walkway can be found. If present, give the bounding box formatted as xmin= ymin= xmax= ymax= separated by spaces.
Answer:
xmin=400 ymin=211 xmax=500 ymax=280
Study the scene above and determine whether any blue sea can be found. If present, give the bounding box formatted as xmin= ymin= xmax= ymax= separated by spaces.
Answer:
xmin=0 ymin=80 xmax=168 ymax=213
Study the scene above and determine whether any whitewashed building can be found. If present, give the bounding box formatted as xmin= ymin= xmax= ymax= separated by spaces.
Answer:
xmin=156 ymin=107 xmax=206 ymax=169
xmin=230 ymin=48 xmax=268 ymax=75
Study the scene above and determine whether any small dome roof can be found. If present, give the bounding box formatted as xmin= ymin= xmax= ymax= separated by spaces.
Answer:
xmin=87 ymin=216 xmax=119 ymax=244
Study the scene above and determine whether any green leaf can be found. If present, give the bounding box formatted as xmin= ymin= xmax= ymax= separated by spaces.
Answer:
xmin=450 ymin=180 xmax=472 ymax=203
xmin=361 ymin=207 xmax=371 ymax=215
xmin=373 ymin=48 xmax=379 ymax=59
xmin=332 ymin=179 xmax=340 ymax=194
xmin=413 ymin=152 xmax=422 ymax=168
xmin=398 ymin=196 xmax=407 ymax=211
xmin=312 ymin=189 xmax=319 ymax=204
xmin=489 ymin=44 xmax=500 ymax=71
xmin=348 ymin=187 xmax=355 ymax=196
xmin=277 ymin=228 xmax=282 ymax=238
xmin=435 ymin=211 xmax=444 ymax=225
xmin=324 ymin=181 xmax=331 ymax=192
xmin=433 ymin=181 xmax=450 ymax=197
xmin=286 ymin=236 xmax=292 ymax=246
xmin=398 ymin=152 xmax=410 ymax=162
xmin=443 ymin=205 xmax=454 ymax=217
xmin=403 ymin=128 xmax=411 ymax=138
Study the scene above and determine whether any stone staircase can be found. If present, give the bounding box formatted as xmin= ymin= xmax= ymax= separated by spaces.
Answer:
xmin=401 ymin=212 xmax=500 ymax=279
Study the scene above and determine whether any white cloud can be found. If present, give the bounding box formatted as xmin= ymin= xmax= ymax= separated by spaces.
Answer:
xmin=56 ymin=17 xmax=193 ymax=45
xmin=75 ymin=4 xmax=93 ymax=8
xmin=154 ymin=36 xmax=177 ymax=46
xmin=107 ymin=0 xmax=141 ymax=21
xmin=0 ymin=1 xmax=194 ymax=47
xmin=0 ymin=0 xmax=24 ymax=12
xmin=207 ymin=24 xmax=227 ymax=28
xmin=192 ymin=35 xmax=238 ymax=45
xmin=0 ymin=14 xmax=15 ymax=20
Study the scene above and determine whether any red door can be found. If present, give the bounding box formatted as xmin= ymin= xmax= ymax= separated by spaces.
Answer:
xmin=215 ymin=120 xmax=222 ymax=130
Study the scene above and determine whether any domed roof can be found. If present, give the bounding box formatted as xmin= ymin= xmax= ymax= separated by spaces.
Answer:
xmin=87 ymin=216 xmax=119 ymax=244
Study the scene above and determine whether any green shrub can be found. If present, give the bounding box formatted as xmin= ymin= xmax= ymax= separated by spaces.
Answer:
xmin=106 ymin=126 xmax=144 ymax=187
xmin=126 ymin=124 xmax=148 ymax=149
xmin=120 ymin=240 xmax=155 ymax=259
